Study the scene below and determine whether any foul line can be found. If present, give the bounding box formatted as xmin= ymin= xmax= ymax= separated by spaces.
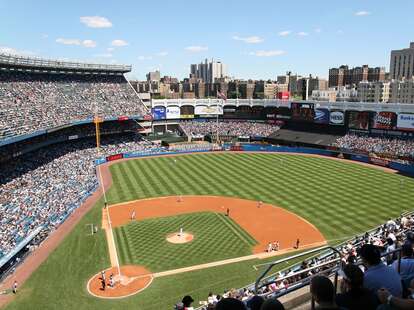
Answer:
xmin=97 ymin=161 xmax=121 ymax=276
xmin=152 ymin=241 xmax=327 ymax=279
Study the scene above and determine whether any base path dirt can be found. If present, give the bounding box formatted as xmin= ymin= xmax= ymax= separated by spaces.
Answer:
xmin=108 ymin=196 xmax=326 ymax=254
xmin=87 ymin=265 xmax=152 ymax=299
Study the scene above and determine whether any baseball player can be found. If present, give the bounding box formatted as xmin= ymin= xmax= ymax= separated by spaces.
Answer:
xmin=295 ymin=238 xmax=300 ymax=249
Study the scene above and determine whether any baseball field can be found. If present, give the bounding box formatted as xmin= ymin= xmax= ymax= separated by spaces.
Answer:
xmin=3 ymin=152 xmax=414 ymax=310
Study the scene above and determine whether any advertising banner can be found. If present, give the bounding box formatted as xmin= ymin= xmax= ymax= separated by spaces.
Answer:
xmin=291 ymin=102 xmax=315 ymax=121
xmin=348 ymin=111 xmax=370 ymax=130
xmin=106 ymin=154 xmax=123 ymax=162
xmin=277 ymin=91 xmax=290 ymax=100
xmin=369 ymin=157 xmax=390 ymax=167
xmin=143 ymin=114 xmax=153 ymax=121
xmin=276 ymin=107 xmax=291 ymax=120
xmin=166 ymin=106 xmax=181 ymax=119
xmin=180 ymin=105 xmax=194 ymax=119
xmin=195 ymin=105 xmax=224 ymax=115
xmin=397 ymin=113 xmax=414 ymax=131
xmin=224 ymin=108 xmax=236 ymax=113
xmin=372 ymin=112 xmax=397 ymax=130
xmin=152 ymin=106 xmax=166 ymax=120
xmin=314 ymin=108 xmax=330 ymax=124
xmin=329 ymin=110 xmax=344 ymax=125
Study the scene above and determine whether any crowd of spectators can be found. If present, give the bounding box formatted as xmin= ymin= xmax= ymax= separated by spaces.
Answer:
xmin=179 ymin=121 xmax=279 ymax=139
xmin=188 ymin=212 xmax=414 ymax=310
xmin=168 ymin=142 xmax=222 ymax=152
xmin=332 ymin=134 xmax=414 ymax=159
xmin=0 ymin=71 xmax=147 ymax=140
xmin=0 ymin=135 xmax=165 ymax=258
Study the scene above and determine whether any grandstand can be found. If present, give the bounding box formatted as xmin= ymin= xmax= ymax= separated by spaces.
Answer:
xmin=0 ymin=54 xmax=148 ymax=143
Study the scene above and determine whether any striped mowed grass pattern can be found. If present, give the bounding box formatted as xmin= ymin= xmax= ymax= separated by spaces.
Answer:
xmin=113 ymin=212 xmax=256 ymax=272
xmin=107 ymin=153 xmax=414 ymax=241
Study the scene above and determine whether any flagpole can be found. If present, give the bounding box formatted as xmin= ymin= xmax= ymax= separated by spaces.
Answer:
xmin=216 ymin=100 xmax=219 ymax=144
xmin=216 ymin=91 xmax=219 ymax=144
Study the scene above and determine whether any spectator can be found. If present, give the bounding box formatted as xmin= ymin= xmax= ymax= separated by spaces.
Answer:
xmin=392 ymin=242 xmax=414 ymax=283
xmin=246 ymin=295 xmax=264 ymax=310
xmin=215 ymin=298 xmax=246 ymax=310
xmin=310 ymin=275 xmax=339 ymax=310
xmin=175 ymin=295 xmax=194 ymax=310
xmin=377 ymin=287 xmax=414 ymax=310
xmin=359 ymin=244 xmax=403 ymax=297
xmin=260 ymin=298 xmax=285 ymax=310
xmin=336 ymin=264 xmax=378 ymax=310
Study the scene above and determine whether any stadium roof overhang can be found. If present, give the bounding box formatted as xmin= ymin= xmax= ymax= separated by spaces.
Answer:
xmin=0 ymin=53 xmax=131 ymax=74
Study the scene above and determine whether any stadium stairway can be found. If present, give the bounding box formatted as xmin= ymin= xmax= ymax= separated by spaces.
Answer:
xmin=278 ymin=285 xmax=311 ymax=309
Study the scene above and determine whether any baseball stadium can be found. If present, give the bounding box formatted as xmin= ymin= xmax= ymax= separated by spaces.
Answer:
xmin=1 ymin=53 xmax=414 ymax=310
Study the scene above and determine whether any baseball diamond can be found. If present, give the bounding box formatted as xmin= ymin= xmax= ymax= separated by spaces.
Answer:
xmin=3 ymin=152 xmax=414 ymax=310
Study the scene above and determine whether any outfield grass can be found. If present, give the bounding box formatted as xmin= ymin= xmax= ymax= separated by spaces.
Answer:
xmin=5 ymin=153 xmax=414 ymax=310
xmin=108 ymin=153 xmax=414 ymax=240
xmin=114 ymin=212 xmax=256 ymax=271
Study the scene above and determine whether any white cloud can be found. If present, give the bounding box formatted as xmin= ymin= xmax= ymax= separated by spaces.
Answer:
xmin=355 ymin=11 xmax=371 ymax=16
xmin=138 ymin=55 xmax=153 ymax=60
xmin=249 ymin=50 xmax=286 ymax=57
xmin=156 ymin=51 xmax=169 ymax=56
xmin=82 ymin=40 xmax=97 ymax=48
xmin=107 ymin=47 xmax=115 ymax=52
xmin=111 ymin=39 xmax=128 ymax=47
xmin=297 ymin=32 xmax=309 ymax=36
xmin=315 ymin=28 xmax=322 ymax=33
xmin=80 ymin=16 xmax=112 ymax=28
xmin=0 ymin=46 xmax=35 ymax=56
xmin=56 ymin=38 xmax=96 ymax=48
xmin=232 ymin=35 xmax=264 ymax=44
xmin=94 ymin=53 xmax=112 ymax=58
xmin=185 ymin=46 xmax=208 ymax=53
xmin=56 ymin=38 xmax=81 ymax=45
xmin=278 ymin=30 xmax=291 ymax=37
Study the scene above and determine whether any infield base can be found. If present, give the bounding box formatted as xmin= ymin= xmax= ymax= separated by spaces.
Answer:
xmin=87 ymin=265 xmax=153 ymax=299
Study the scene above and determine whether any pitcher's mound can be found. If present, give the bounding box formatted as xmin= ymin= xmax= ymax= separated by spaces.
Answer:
xmin=87 ymin=265 xmax=153 ymax=299
xmin=166 ymin=232 xmax=194 ymax=244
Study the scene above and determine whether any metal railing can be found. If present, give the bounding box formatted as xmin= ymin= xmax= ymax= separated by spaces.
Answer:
xmin=254 ymin=246 xmax=343 ymax=294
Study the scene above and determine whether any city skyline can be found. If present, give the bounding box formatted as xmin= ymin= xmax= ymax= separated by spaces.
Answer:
xmin=1 ymin=0 xmax=414 ymax=80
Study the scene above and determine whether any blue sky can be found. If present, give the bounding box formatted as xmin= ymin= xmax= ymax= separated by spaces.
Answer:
xmin=1 ymin=0 xmax=413 ymax=80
